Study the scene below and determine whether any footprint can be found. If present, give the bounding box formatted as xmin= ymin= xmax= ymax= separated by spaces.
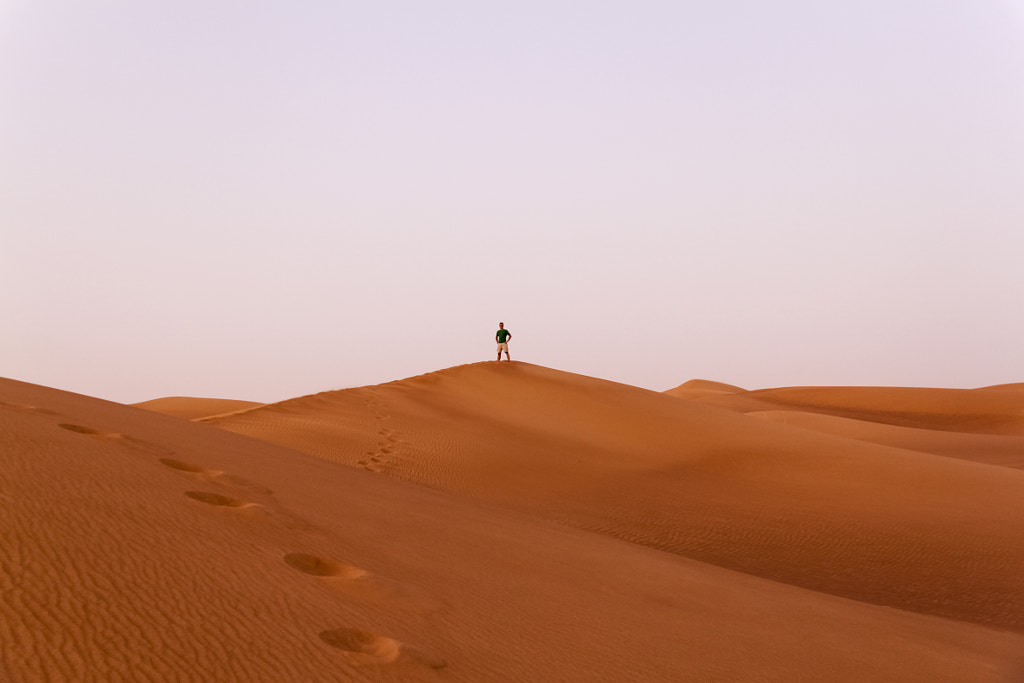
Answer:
xmin=284 ymin=553 xmax=367 ymax=579
xmin=184 ymin=491 xmax=250 ymax=508
xmin=318 ymin=628 xmax=445 ymax=670
xmin=159 ymin=459 xmax=270 ymax=496
xmin=284 ymin=553 xmax=447 ymax=614
xmin=184 ymin=487 xmax=313 ymax=530
xmin=58 ymin=423 xmax=109 ymax=436
xmin=58 ymin=424 xmax=172 ymax=455
xmin=319 ymin=628 xmax=400 ymax=663
xmin=160 ymin=458 xmax=222 ymax=477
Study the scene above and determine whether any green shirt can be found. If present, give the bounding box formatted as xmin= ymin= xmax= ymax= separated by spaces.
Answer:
xmin=496 ymin=329 xmax=511 ymax=343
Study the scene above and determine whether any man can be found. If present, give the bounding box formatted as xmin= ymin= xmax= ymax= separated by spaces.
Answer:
xmin=495 ymin=322 xmax=511 ymax=361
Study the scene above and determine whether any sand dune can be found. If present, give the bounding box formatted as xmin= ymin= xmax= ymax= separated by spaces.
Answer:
xmin=132 ymin=396 xmax=264 ymax=420
xmin=663 ymin=378 xmax=746 ymax=399
xmin=977 ymin=382 xmax=1024 ymax=393
xmin=206 ymin=362 xmax=1024 ymax=635
xmin=748 ymin=410 xmax=1024 ymax=470
xmin=4 ymin=368 xmax=1024 ymax=681
xmin=694 ymin=385 xmax=1024 ymax=434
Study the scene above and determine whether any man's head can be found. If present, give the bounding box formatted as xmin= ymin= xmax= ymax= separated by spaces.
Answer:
xmin=498 ymin=322 xmax=504 ymax=328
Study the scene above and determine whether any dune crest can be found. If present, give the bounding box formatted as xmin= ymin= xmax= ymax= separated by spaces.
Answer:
xmin=663 ymin=378 xmax=746 ymax=399
xmin=698 ymin=385 xmax=1024 ymax=434
xmin=748 ymin=410 xmax=1024 ymax=470
xmin=133 ymin=396 xmax=264 ymax=420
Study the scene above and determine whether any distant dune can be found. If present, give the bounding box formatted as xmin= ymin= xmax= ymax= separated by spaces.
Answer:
xmin=663 ymin=378 xmax=746 ymax=399
xmin=132 ymin=396 xmax=264 ymax=420
xmin=3 ymin=365 xmax=1024 ymax=681
xmin=696 ymin=385 xmax=1024 ymax=434
xmin=746 ymin=410 xmax=1024 ymax=471
xmin=977 ymin=382 xmax=1024 ymax=393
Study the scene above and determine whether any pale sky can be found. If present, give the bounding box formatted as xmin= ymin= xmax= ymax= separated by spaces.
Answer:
xmin=3 ymin=1 xmax=1023 ymax=403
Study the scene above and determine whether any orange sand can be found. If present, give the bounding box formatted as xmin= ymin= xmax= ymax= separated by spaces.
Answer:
xmin=663 ymin=378 xmax=747 ymax=399
xmin=4 ymin=363 xmax=1024 ymax=681
xmin=131 ymin=396 xmax=264 ymax=420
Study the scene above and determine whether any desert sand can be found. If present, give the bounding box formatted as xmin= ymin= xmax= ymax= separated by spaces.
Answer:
xmin=4 ymin=362 xmax=1024 ymax=681
xmin=131 ymin=396 xmax=264 ymax=420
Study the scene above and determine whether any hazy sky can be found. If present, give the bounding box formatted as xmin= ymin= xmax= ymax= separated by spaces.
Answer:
xmin=3 ymin=1 xmax=1023 ymax=403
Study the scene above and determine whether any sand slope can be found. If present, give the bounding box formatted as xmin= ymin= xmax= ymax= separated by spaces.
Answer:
xmin=205 ymin=362 xmax=1024 ymax=636
xmin=132 ymin=396 xmax=264 ymax=420
xmin=5 ymin=370 xmax=1024 ymax=681
xmin=682 ymin=382 xmax=1024 ymax=469
xmin=746 ymin=410 xmax=1024 ymax=470
xmin=694 ymin=385 xmax=1024 ymax=434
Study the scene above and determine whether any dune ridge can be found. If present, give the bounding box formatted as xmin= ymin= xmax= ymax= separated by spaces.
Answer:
xmin=132 ymin=396 xmax=264 ymax=420
xmin=694 ymin=385 xmax=1024 ymax=434
xmin=205 ymin=362 xmax=1024 ymax=634
xmin=663 ymin=378 xmax=746 ymax=399
xmin=745 ymin=410 xmax=1024 ymax=470
xmin=4 ymin=368 xmax=1024 ymax=681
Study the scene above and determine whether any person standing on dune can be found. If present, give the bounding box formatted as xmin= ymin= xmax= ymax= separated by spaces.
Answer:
xmin=496 ymin=323 xmax=511 ymax=361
